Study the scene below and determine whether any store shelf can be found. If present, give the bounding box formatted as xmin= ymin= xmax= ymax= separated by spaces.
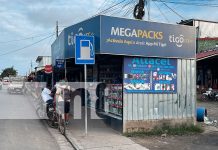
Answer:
xmin=103 ymin=84 xmax=123 ymax=117
xmin=106 ymin=96 xmax=122 ymax=101
xmin=98 ymin=111 xmax=122 ymax=120
xmin=110 ymin=104 xmax=122 ymax=109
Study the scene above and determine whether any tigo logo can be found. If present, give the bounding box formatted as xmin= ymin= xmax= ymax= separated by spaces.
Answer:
xmin=169 ymin=34 xmax=184 ymax=47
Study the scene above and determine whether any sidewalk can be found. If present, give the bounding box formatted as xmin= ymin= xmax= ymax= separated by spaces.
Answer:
xmin=65 ymin=108 xmax=148 ymax=150
xmin=26 ymin=85 xmax=148 ymax=150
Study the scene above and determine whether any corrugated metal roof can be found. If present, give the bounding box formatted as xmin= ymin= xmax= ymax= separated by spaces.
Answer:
xmin=197 ymin=49 xmax=218 ymax=61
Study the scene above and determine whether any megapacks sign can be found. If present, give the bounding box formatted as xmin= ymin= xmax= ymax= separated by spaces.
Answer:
xmin=101 ymin=16 xmax=196 ymax=58
xmin=52 ymin=15 xmax=196 ymax=63
xmin=123 ymin=57 xmax=177 ymax=93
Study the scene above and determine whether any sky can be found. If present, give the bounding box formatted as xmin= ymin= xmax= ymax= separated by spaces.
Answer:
xmin=0 ymin=0 xmax=218 ymax=75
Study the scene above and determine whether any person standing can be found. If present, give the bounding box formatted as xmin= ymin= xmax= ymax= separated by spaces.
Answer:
xmin=55 ymin=80 xmax=72 ymax=124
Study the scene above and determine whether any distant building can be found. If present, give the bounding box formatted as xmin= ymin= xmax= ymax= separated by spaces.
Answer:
xmin=36 ymin=56 xmax=51 ymax=71
xmin=180 ymin=19 xmax=218 ymax=90
xmin=35 ymin=56 xmax=52 ymax=83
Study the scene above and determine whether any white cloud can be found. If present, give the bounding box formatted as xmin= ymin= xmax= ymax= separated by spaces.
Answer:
xmin=0 ymin=0 xmax=218 ymax=75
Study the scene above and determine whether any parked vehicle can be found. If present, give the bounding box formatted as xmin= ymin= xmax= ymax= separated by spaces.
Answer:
xmin=3 ymin=77 xmax=9 ymax=85
xmin=7 ymin=77 xmax=24 ymax=94
xmin=201 ymin=88 xmax=218 ymax=101
xmin=0 ymin=81 xmax=2 ymax=90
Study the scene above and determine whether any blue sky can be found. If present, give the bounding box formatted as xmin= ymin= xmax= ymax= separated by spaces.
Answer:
xmin=0 ymin=0 xmax=218 ymax=75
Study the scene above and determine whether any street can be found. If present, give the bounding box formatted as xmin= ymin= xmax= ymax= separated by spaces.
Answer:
xmin=0 ymin=85 xmax=60 ymax=150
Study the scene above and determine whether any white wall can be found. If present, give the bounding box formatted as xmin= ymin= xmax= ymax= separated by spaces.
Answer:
xmin=195 ymin=20 xmax=218 ymax=38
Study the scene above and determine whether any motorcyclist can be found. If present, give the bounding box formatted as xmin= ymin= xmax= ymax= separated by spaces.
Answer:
xmin=41 ymin=84 xmax=54 ymax=113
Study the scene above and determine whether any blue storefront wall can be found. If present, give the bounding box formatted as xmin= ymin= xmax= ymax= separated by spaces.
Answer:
xmin=51 ymin=15 xmax=196 ymax=65
xmin=51 ymin=31 xmax=65 ymax=65
xmin=64 ymin=16 xmax=100 ymax=59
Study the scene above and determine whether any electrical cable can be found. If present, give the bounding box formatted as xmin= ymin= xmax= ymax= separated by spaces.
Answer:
xmin=96 ymin=0 xmax=127 ymax=15
xmin=123 ymin=3 xmax=136 ymax=17
xmin=109 ymin=1 xmax=133 ymax=17
xmin=161 ymin=1 xmax=186 ymax=20
xmin=0 ymin=32 xmax=54 ymax=44
xmin=153 ymin=0 xmax=218 ymax=7
xmin=41 ymin=34 xmax=55 ymax=56
xmin=153 ymin=1 xmax=170 ymax=23
xmin=0 ymin=34 xmax=55 ymax=57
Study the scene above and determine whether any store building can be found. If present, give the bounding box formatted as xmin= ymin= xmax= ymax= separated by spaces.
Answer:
xmin=35 ymin=56 xmax=52 ymax=82
xmin=52 ymin=15 xmax=196 ymax=133
xmin=180 ymin=19 xmax=218 ymax=91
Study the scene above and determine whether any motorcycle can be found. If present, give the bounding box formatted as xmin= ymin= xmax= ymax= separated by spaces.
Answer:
xmin=36 ymin=88 xmax=66 ymax=135
xmin=201 ymin=88 xmax=218 ymax=101
xmin=36 ymin=96 xmax=58 ymax=128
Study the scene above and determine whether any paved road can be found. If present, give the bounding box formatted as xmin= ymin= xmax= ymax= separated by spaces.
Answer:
xmin=0 ymin=85 xmax=60 ymax=150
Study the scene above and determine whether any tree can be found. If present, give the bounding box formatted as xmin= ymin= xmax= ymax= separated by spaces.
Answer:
xmin=1 ymin=67 xmax=17 ymax=78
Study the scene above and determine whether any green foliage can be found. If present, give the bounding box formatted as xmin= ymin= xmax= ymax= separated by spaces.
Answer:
xmin=124 ymin=124 xmax=204 ymax=137
xmin=1 ymin=67 xmax=17 ymax=78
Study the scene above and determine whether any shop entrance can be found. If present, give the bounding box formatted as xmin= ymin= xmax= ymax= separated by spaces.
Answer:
xmin=64 ymin=55 xmax=124 ymax=134
xmin=197 ymin=55 xmax=218 ymax=91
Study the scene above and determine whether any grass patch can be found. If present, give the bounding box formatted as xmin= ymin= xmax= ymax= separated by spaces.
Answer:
xmin=124 ymin=124 xmax=204 ymax=137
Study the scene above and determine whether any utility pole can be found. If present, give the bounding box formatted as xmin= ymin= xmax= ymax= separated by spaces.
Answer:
xmin=56 ymin=21 xmax=59 ymax=38
xmin=52 ymin=21 xmax=59 ymax=87
xmin=30 ymin=61 xmax=33 ymax=73
xmin=147 ymin=0 xmax=150 ymax=21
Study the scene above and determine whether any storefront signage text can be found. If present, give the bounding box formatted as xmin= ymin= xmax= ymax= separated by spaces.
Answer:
xmin=123 ymin=57 xmax=177 ymax=93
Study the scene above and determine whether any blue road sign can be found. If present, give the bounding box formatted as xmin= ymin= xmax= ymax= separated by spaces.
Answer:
xmin=75 ymin=35 xmax=95 ymax=64
xmin=55 ymin=59 xmax=65 ymax=68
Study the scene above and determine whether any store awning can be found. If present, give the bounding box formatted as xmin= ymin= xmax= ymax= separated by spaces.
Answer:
xmin=197 ymin=49 xmax=218 ymax=61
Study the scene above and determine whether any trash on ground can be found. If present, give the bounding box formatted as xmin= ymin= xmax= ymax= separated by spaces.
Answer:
xmin=204 ymin=116 xmax=217 ymax=126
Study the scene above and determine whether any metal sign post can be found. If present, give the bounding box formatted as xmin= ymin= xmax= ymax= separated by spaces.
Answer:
xmin=84 ymin=64 xmax=87 ymax=135
xmin=65 ymin=59 xmax=67 ymax=80
xmin=75 ymin=35 xmax=95 ymax=136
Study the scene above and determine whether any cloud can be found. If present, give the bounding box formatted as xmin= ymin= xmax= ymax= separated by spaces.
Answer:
xmin=0 ymin=0 xmax=218 ymax=75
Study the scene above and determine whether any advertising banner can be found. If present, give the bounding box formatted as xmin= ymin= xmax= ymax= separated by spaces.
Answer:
xmin=101 ymin=16 xmax=196 ymax=58
xmin=123 ymin=57 xmax=177 ymax=93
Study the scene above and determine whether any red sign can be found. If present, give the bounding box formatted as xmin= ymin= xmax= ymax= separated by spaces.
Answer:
xmin=44 ymin=65 xmax=52 ymax=74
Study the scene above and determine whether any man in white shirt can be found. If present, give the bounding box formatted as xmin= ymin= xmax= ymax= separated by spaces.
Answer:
xmin=41 ymin=84 xmax=54 ymax=113
xmin=41 ymin=86 xmax=53 ymax=103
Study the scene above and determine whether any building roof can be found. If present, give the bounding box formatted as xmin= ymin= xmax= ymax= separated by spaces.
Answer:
xmin=36 ymin=56 xmax=51 ymax=62
xmin=197 ymin=49 xmax=218 ymax=61
xmin=179 ymin=19 xmax=218 ymax=25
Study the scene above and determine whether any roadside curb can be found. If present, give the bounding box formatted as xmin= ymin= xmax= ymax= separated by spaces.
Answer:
xmin=65 ymin=132 xmax=84 ymax=150
xmin=26 ymin=88 xmax=76 ymax=150
xmin=45 ymin=123 xmax=75 ymax=150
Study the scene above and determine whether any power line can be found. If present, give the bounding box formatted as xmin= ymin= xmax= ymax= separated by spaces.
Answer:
xmin=109 ymin=0 xmax=134 ymax=16
xmin=161 ymin=1 xmax=186 ymax=20
xmin=0 ymin=32 xmax=54 ymax=44
xmin=96 ymin=0 xmax=127 ymax=15
xmin=153 ymin=0 xmax=218 ymax=7
xmin=153 ymin=1 xmax=170 ymax=23
xmin=41 ymin=33 xmax=55 ymax=56
xmin=123 ymin=2 xmax=136 ymax=17
xmin=0 ymin=34 xmax=54 ymax=57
